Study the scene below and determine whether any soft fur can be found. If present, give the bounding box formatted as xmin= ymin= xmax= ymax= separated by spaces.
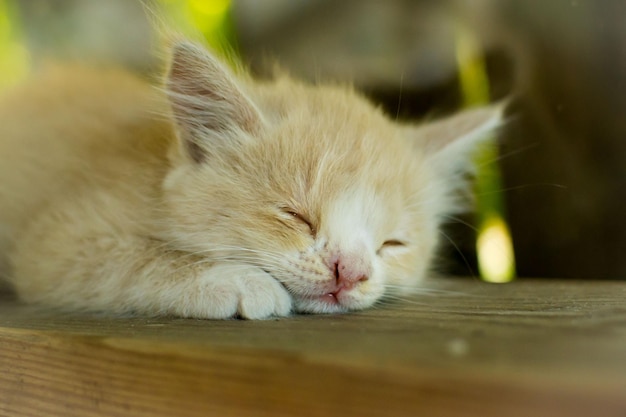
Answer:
xmin=0 ymin=41 xmax=501 ymax=319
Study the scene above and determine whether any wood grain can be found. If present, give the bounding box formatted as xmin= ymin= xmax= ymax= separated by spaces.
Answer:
xmin=1 ymin=278 xmax=625 ymax=416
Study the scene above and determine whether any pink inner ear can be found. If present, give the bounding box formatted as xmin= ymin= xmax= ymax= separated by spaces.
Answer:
xmin=415 ymin=105 xmax=503 ymax=155
xmin=166 ymin=42 xmax=262 ymax=137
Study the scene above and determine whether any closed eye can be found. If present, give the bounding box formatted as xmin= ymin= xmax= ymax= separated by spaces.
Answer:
xmin=281 ymin=207 xmax=316 ymax=236
xmin=382 ymin=239 xmax=406 ymax=247
xmin=377 ymin=239 xmax=407 ymax=255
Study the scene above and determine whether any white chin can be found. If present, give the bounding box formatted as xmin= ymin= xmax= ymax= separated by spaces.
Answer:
xmin=293 ymin=291 xmax=378 ymax=314
xmin=294 ymin=294 xmax=349 ymax=314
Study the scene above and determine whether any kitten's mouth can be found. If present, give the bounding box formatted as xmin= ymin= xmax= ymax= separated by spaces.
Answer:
xmin=318 ymin=291 xmax=340 ymax=305
xmin=264 ymin=269 xmax=355 ymax=311
xmin=289 ymin=284 xmax=379 ymax=314
xmin=289 ymin=290 xmax=341 ymax=305
xmin=262 ymin=269 xmax=339 ymax=304
xmin=302 ymin=288 xmax=351 ymax=307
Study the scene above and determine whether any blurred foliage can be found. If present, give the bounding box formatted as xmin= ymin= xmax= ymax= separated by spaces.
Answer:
xmin=456 ymin=27 xmax=516 ymax=283
xmin=0 ymin=0 xmax=29 ymax=91
xmin=155 ymin=0 xmax=237 ymax=57
xmin=0 ymin=0 xmax=237 ymax=94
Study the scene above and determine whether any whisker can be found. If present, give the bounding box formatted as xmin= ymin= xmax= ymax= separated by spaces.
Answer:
xmin=384 ymin=284 xmax=472 ymax=296
xmin=438 ymin=230 xmax=477 ymax=278
xmin=474 ymin=182 xmax=568 ymax=197
xmin=442 ymin=215 xmax=479 ymax=233
xmin=476 ymin=142 xmax=539 ymax=167
xmin=395 ymin=70 xmax=404 ymax=122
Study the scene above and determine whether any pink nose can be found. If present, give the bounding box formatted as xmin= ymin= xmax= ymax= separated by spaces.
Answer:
xmin=332 ymin=256 xmax=369 ymax=290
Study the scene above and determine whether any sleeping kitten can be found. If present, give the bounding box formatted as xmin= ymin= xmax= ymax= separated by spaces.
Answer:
xmin=0 ymin=41 xmax=501 ymax=319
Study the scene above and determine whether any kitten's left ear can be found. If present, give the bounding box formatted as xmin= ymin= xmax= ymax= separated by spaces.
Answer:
xmin=412 ymin=104 xmax=505 ymax=164
xmin=165 ymin=41 xmax=262 ymax=163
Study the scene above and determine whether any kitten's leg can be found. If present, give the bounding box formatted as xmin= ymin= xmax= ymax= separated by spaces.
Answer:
xmin=8 ymin=205 xmax=292 ymax=319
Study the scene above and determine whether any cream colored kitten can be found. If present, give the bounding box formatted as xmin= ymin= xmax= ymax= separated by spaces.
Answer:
xmin=0 ymin=41 xmax=501 ymax=319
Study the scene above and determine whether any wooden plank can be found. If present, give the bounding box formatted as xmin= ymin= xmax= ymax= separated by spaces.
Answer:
xmin=1 ymin=278 xmax=625 ymax=417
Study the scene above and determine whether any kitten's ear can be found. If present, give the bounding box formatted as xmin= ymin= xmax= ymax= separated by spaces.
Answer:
xmin=409 ymin=105 xmax=505 ymax=214
xmin=413 ymin=104 xmax=504 ymax=164
xmin=165 ymin=41 xmax=262 ymax=163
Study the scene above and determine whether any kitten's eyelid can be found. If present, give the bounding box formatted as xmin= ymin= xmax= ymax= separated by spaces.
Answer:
xmin=279 ymin=206 xmax=316 ymax=235
xmin=377 ymin=239 xmax=408 ymax=256
xmin=382 ymin=239 xmax=407 ymax=247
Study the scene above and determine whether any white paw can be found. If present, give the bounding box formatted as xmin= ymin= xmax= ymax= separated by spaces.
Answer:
xmin=184 ymin=263 xmax=292 ymax=319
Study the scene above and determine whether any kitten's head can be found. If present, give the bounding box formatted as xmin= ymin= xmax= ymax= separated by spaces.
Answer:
xmin=161 ymin=41 xmax=502 ymax=314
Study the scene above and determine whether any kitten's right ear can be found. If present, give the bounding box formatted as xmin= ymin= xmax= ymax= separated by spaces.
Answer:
xmin=416 ymin=105 xmax=504 ymax=157
xmin=165 ymin=41 xmax=262 ymax=163
xmin=410 ymin=104 xmax=505 ymax=173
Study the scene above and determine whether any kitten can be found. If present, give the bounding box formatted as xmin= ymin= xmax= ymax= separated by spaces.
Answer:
xmin=0 ymin=41 xmax=501 ymax=319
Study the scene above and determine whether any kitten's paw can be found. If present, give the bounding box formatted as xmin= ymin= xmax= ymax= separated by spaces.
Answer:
xmin=192 ymin=264 xmax=292 ymax=319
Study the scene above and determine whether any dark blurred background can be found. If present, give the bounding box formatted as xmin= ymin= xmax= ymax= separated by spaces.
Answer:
xmin=2 ymin=0 xmax=624 ymax=280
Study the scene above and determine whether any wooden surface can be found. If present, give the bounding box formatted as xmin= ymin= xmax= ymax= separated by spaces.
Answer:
xmin=1 ymin=278 xmax=625 ymax=417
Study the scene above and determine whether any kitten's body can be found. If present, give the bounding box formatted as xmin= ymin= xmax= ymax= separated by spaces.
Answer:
xmin=0 ymin=42 xmax=500 ymax=319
